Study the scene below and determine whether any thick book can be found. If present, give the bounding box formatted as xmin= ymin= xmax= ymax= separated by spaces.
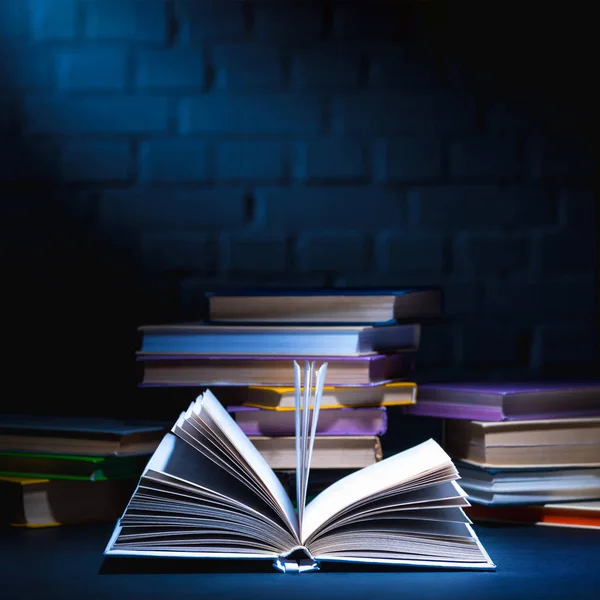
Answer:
xmin=249 ymin=435 xmax=383 ymax=470
xmin=0 ymin=415 xmax=168 ymax=456
xmin=138 ymin=323 xmax=420 ymax=356
xmin=217 ymin=382 xmax=416 ymax=410
xmin=104 ymin=362 xmax=494 ymax=573
xmin=0 ymin=451 xmax=150 ymax=481
xmin=138 ymin=353 xmax=415 ymax=386
xmin=465 ymin=501 xmax=600 ymax=530
xmin=454 ymin=462 xmax=600 ymax=506
xmin=444 ymin=417 xmax=600 ymax=469
xmin=206 ymin=287 xmax=442 ymax=325
xmin=404 ymin=382 xmax=600 ymax=421
xmin=0 ymin=414 xmax=168 ymax=456
xmin=0 ymin=476 xmax=137 ymax=528
xmin=228 ymin=406 xmax=388 ymax=437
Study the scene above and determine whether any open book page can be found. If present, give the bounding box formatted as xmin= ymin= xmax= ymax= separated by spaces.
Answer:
xmin=294 ymin=361 xmax=327 ymax=537
xmin=186 ymin=390 xmax=298 ymax=535
xmin=301 ymin=439 xmax=458 ymax=543
xmin=110 ymin=432 xmax=299 ymax=556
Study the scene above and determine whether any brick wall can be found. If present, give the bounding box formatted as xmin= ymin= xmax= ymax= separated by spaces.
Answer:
xmin=1 ymin=1 xmax=597 ymax=416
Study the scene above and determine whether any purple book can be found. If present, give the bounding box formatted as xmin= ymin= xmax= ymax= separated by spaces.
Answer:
xmin=137 ymin=352 xmax=415 ymax=386
xmin=227 ymin=406 xmax=388 ymax=436
xmin=404 ymin=382 xmax=600 ymax=421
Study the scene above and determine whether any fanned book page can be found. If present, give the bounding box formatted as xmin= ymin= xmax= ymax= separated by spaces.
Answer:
xmin=104 ymin=361 xmax=495 ymax=573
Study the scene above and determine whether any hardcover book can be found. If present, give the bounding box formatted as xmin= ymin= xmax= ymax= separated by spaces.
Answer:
xmin=138 ymin=353 xmax=415 ymax=387
xmin=138 ymin=323 xmax=420 ymax=356
xmin=104 ymin=362 xmax=494 ymax=573
xmin=227 ymin=406 xmax=388 ymax=437
xmin=206 ymin=287 xmax=442 ymax=325
xmin=404 ymin=382 xmax=600 ymax=421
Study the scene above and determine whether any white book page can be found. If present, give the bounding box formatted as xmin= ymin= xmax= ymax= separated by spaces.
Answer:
xmin=196 ymin=389 xmax=298 ymax=535
xmin=293 ymin=361 xmax=327 ymax=538
xmin=301 ymin=439 xmax=452 ymax=543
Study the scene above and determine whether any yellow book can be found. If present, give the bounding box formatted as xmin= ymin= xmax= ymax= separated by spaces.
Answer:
xmin=218 ymin=381 xmax=417 ymax=411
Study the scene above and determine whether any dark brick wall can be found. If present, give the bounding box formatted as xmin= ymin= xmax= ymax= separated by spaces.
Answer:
xmin=1 ymin=0 xmax=597 ymax=417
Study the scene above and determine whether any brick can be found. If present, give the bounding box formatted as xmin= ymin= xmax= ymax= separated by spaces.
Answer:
xmin=375 ymin=233 xmax=446 ymax=274
xmin=25 ymin=97 xmax=169 ymax=134
xmin=0 ymin=48 xmax=54 ymax=90
xmin=535 ymin=234 xmax=596 ymax=275
xmin=60 ymin=141 xmax=131 ymax=182
xmin=367 ymin=43 xmax=440 ymax=89
xmin=454 ymin=234 xmax=530 ymax=274
xmin=528 ymin=138 xmax=597 ymax=181
xmin=559 ymin=190 xmax=596 ymax=234
xmin=442 ymin=281 xmax=484 ymax=317
xmin=295 ymin=231 xmax=368 ymax=272
xmin=58 ymin=48 xmax=128 ymax=90
xmin=409 ymin=186 xmax=557 ymax=230
xmin=255 ymin=187 xmax=405 ymax=231
xmin=83 ymin=0 xmax=167 ymax=42
xmin=216 ymin=141 xmax=284 ymax=181
xmin=450 ymin=138 xmax=519 ymax=180
xmin=0 ymin=0 xmax=28 ymax=37
xmin=140 ymin=233 xmax=218 ymax=273
xmin=223 ymin=232 xmax=287 ymax=273
xmin=254 ymin=3 xmax=324 ymax=42
xmin=378 ymin=138 xmax=441 ymax=182
xmin=176 ymin=0 xmax=246 ymax=43
xmin=181 ymin=94 xmax=322 ymax=135
xmin=212 ymin=44 xmax=284 ymax=90
xmin=332 ymin=92 xmax=476 ymax=135
xmin=484 ymin=280 xmax=596 ymax=317
xmin=291 ymin=45 xmax=360 ymax=89
xmin=333 ymin=3 xmax=411 ymax=39
xmin=139 ymin=140 xmax=209 ymax=183
xmin=294 ymin=140 xmax=366 ymax=182
xmin=485 ymin=101 xmax=542 ymax=134
xmin=460 ymin=324 xmax=531 ymax=367
xmin=533 ymin=325 xmax=597 ymax=366
xmin=31 ymin=0 xmax=78 ymax=39
xmin=418 ymin=324 xmax=455 ymax=368
xmin=135 ymin=49 xmax=205 ymax=89
xmin=99 ymin=188 xmax=246 ymax=230
xmin=0 ymin=140 xmax=60 ymax=181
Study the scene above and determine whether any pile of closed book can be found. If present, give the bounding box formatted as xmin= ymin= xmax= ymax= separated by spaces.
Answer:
xmin=136 ymin=287 xmax=442 ymax=501
xmin=403 ymin=382 xmax=600 ymax=530
xmin=0 ymin=415 xmax=167 ymax=528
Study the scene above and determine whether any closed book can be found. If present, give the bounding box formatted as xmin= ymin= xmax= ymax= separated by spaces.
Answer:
xmin=0 ymin=414 xmax=168 ymax=456
xmin=138 ymin=323 xmax=420 ymax=356
xmin=228 ymin=406 xmax=388 ymax=437
xmin=216 ymin=381 xmax=416 ymax=410
xmin=444 ymin=417 xmax=600 ymax=469
xmin=0 ymin=476 xmax=137 ymax=528
xmin=206 ymin=287 xmax=442 ymax=325
xmin=138 ymin=353 xmax=415 ymax=386
xmin=0 ymin=451 xmax=151 ymax=481
xmin=465 ymin=501 xmax=600 ymax=530
xmin=404 ymin=381 xmax=600 ymax=421
xmin=454 ymin=462 xmax=600 ymax=506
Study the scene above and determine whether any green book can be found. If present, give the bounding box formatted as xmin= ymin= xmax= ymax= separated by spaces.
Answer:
xmin=0 ymin=451 xmax=150 ymax=481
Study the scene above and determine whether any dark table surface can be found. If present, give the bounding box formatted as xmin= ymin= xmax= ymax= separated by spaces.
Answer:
xmin=1 ymin=522 xmax=599 ymax=600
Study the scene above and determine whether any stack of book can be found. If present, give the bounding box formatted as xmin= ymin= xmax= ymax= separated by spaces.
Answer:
xmin=403 ymin=382 xmax=600 ymax=530
xmin=136 ymin=288 xmax=442 ymax=495
xmin=0 ymin=414 xmax=167 ymax=528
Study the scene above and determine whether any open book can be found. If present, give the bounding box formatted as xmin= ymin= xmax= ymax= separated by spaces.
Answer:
xmin=104 ymin=362 xmax=494 ymax=573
